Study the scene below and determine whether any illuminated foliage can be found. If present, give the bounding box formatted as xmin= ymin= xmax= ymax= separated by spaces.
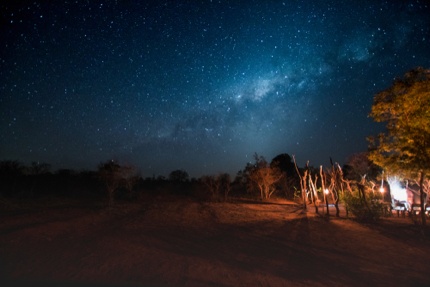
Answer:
xmin=368 ymin=67 xmax=430 ymax=225
xmin=368 ymin=67 xmax=430 ymax=175
xmin=342 ymin=188 xmax=385 ymax=222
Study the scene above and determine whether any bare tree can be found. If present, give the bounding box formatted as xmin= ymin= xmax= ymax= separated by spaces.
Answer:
xmin=249 ymin=165 xmax=283 ymax=200
xmin=121 ymin=164 xmax=139 ymax=200
xmin=201 ymin=175 xmax=221 ymax=201
xmin=320 ymin=166 xmax=330 ymax=216
xmin=218 ymin=173 xmax=232 ymax=201
xmin=327 ymin=161 xmax=344 ymax=217
xmin=308 ymin=172 xmax=320 ymax=214
xmin=249 ymin=154 xmax=283 ymax=200
xmin=293 ymin=155 xmax=308 ymax=210
xmin=201 ymin=173 xmax=232 ymax=202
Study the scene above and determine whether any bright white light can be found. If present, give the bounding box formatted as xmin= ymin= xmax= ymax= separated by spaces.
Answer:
xmin=324 ymin=188 xmax=329 ymax=195
xmin=389 ymin=180 xmax=407 ymax=201
xmin=379 ymin=187 xmax=384 ymax=193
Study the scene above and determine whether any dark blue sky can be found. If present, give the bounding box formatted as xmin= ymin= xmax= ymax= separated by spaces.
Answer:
xmin=1 ymin=1 xmax=429 ymax=177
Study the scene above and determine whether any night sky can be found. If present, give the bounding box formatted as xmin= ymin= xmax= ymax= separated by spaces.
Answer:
xmin=1 ymin=1 xmax=429 ymax=177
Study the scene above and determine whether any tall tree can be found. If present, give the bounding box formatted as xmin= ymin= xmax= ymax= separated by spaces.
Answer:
xmin=368 ymin=67 xmax=430 ymax=225
xmin=293 ymin=155 xmax=308 ymax=210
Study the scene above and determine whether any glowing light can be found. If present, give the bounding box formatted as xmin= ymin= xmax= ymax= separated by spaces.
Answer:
xmin=379 ymin=187 xmax=384 ymax=193
xmin=389 ymin=180 xmax=407 ymax=202
xmin=324 ymin=188 xmax=329 ymax=195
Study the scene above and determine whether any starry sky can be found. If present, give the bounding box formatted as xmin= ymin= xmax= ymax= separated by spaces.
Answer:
xmin=1 ymin=1 xmax=429 ymax=177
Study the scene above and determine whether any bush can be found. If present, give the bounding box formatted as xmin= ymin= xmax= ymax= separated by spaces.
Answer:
xmin=343 ymin=191 xmax=385 ymax=222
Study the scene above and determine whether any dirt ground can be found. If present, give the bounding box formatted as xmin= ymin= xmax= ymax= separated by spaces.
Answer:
xmin=1 ymin=195 xmax=430 ymax=287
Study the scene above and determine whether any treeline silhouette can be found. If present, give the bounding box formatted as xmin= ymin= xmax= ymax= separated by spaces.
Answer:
xmin=1 ymin=153 xmax=392 ymax=223
xmin=0 ymin=153 xmax=304 ymax=204
xmin=0 ymin=160 xmax=236 ymax=203
xmin=0 ymin=160 xmax=103 ymax=200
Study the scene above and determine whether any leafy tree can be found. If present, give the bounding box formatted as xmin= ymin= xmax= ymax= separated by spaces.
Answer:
xmin=368 ymin=67 xmax=430 ymax=225
xmin=271 ymin=153 xmax=300 ymax=198
xmin=343 ymin=152 xmax=381 ymax=182
xmin=271 ymin=153 xmax=296 ymax=175
xmin=342 ymin=188 xmax=385 ymax=222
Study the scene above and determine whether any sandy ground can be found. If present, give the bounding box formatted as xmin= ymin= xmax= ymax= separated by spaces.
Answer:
xmin=1 ymin=195 xmax=430 ymax=287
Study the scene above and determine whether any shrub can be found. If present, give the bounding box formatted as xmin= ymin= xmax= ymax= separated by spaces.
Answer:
xmin=343 ymin=190 xmax=385 ymax=222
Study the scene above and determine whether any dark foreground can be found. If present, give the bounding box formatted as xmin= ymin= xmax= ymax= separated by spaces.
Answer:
xmin=1 ymin=196 xmax=430 ymax=287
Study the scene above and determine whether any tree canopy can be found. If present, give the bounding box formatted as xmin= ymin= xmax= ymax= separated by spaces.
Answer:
xmin=368 ymin=67 xmax=430 ymax=225
xmin=368 ymin=67 xmax=430 ymax=178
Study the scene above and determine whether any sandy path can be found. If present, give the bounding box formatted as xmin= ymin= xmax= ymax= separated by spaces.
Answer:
xmin=1 ymin=197 xmax=430 ymax=286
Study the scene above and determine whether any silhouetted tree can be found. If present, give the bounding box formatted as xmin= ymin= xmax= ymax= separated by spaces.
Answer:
xmin=0 ymin=160 xmax=25 ymax=195
xmin=98 ymin=160 xmax=122 ymax=207
xmin=201 ymin=175 xmax=221 ymax=201
xmin=169 ymin=169 xmax=189 ymax=182
xmin=29 ymin=161 xmax=51 ymax=175
xmin=28 ymin=161 xmax=51 ymax=195
xmin=120 ymin=164 xmax=139 ymax=200
xmin=218 ymin=173 xmax=232 ymax=201
xmin=343 ymin=152 xmax=381 ymax=182
xmin=271 ymin=153 xmax=300 ymax=198
xmin=201 ymin=173 xmax=231 ymax=201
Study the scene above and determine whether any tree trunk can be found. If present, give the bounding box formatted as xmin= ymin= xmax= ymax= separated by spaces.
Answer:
xmin=419 ymin=171 xmax=426 ymax=226
xmin=293 ymin=156 xmax=307 ymax=210
xmin=335 ymin=194 xmax=340 ymax=217
xmin=264 ymin=186 xmax=270 ymax=200
xmin=302 ymin=171 xmax=308 ymax=210
xmin=358 ymin=183 xmax=371 ymax=213
xmin=320 ymin=166 xmax=329 ymax=216
xmin=309 ymin=175 xmax=319 ymax=214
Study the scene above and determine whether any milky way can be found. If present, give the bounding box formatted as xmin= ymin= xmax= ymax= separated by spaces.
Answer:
xmin=1 ymin=1 xmax=429 ymax=177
